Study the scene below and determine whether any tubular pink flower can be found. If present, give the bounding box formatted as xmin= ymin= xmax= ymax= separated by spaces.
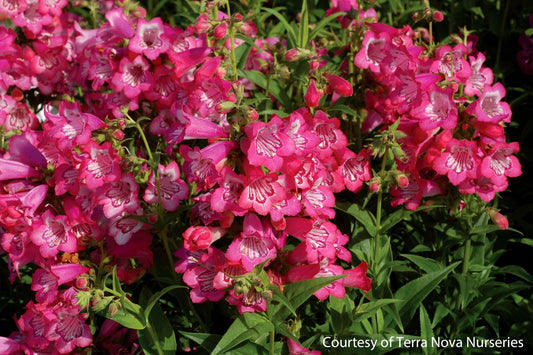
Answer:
xmin=433 ymin=139 xmax=480 ymax=186
xmin=111 ymin=55 xmax=153 ymax=99
xmin=144 ymin=162 xmax=189 ymax=211
xmin=129 ymin=18 xmax=170 ymax=60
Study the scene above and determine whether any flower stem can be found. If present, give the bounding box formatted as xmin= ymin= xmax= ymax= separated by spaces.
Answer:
xmin=146 ymin=322 xmax=164 ymax=355
xmin=270 ymin=330 xmax=275 ymax=355
xmin=462 ymin=237 xmax=472 ymax=275
xmin=124 ymin=112 xmax=154 ymax=163
xmin=225 ymin=0 xmax=239 ymax=81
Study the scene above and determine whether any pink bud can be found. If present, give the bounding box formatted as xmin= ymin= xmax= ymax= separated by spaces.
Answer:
xmin=488 ymin=208 xmax=509 ymax=230
xmin=396 ymin=174 xmax=409 ymax=188
xmin=324 ymin=74 xmax=353 ymax=97
xmin=113 ymin=130 xmax=125 ymax=140
xmin=214 ymin=22 xmax=227 ymax=39
xmin=472 ymin=120 xmax=504 ymax=139
xmin=432 ymin=11 xmax=444 ymax=22
xmin=304 ymin=79 xmax=323 ymax=107
xmin=369 ymin=178 xmax=380 ymax=192
xmin=194 ymin=14 xmax=211 ymax=33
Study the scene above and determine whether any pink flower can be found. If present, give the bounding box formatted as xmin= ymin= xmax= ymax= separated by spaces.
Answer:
xmin=111 ymin=55 xmax=153 ymax=99
xmin=239 ymin=170 xmax=287 ymax=216
xmin=31 ymin=211 xmax=77 ymax=258
xmin=97 ymin=173 xmax=140 ymax=219
xmin=480 ymin=141 xmax=521 ymax=185
xmin=337 ymin=148 xmax=371 ymax=193
xmin=488 ymin=208 xmax=509 ymax=230
xmin=226 ymin=213 xmax=277 ymax=272
xmin=466 ymin=83 xmax=511 ymax=123
xmin=182 ymin=248 xmax=226 ymax=303
xmin=244 ymin=116 xmax=296 ymax=171
xmin=47 ymin=311 xmax=92 ymax=354
xmin=343 ymin=262 xmax=372 ymax=296
xmin=183 ymin=226 xmax=225 ymax=251
xmin=287 ymin=338 xmax=321 ymax=355
xmin=144 ymin=162 xmax=189 ymax=211
xmin=411 ymin=86 xmax=457 ymax=130
xmin=433 ymin=139 xmax=480 ymax=186
xmin=79 ymin=141 xmax=122 ymax=189
xmin=128 ymin=18 xmax=169 ymax=60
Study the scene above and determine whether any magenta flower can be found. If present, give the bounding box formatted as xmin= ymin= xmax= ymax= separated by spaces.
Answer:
xmin=182 ymin=226 xmax=225 ymax=251
xmin=111 ymin=55 xmax=153 ymax=99
xmin=337 ymin=148 xmax=371 ymax=193
xmin=210 ymin=167 xmax=248 ymax=216
xmin=226 ymin=213 xmax=277 ymax=272
xmin=304 ymin=79 xmax=323 ymax=107
xmin=31 ymin=211 xmax=77 ymax=258
xmin=433 ymin=139 xmax=480 ymax=186
xmin=227 ymin=286 xmax=267 ymax=313
xmin=46 ymin=310 xmax=92 ymax=354
xmin=244 ymin=116 xmax=296 ymax=171
xmin=411 ymin=86 xmax=457 ymax=130
xmin=44 ymin=101 xmax=106 ymax=149
xmin=466 ymin=83 xmax=511 ymax=123
xmin=480 ymin=141 xmax=522 ymax=185
xmin=464 ymin=53 xmax=493 ymax=96
xmin=182 ymin=248 xmax=226 ymax=303
xmin=144 ymin=162 xmax=189 ymax=211
xmin=79 ymin=141 xmax=122 ymax=189
xmin=129 ymin=18 xmax=170 ymax=60
xmin=97 ymin=173 xmax=140 ymax=219
xmin=430 ymin=44 xmax=472 ymax=82
xmin=238 ymin=170 xmax=287 ymax=216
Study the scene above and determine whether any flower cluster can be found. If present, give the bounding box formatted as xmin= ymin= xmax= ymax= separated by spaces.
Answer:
xmin=0 ymin=0 xmax=521 ymax=353
xmin=355 ymin=23 xmax=521 ymax=209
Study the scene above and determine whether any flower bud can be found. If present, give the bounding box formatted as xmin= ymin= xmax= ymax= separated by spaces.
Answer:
xmin=285 ymin=48 xmax=310 ymax=62
xmin=304 ymin=79 xmax=323 ymax=107
xmin=488 ymin=208 xmax=509 ymax=230
xmin=368 ymin=178 xmax=380 ymax=192
xmin=245 ymin=107 xmax=259 ymax=121
xmin=432 ymin=11 xmax=444 ymax=22
xmin=108 ymin=300 xmax=122 ymax=317
xmin=324 ymin=74 xmax=353 ymax=97
xmin=215 ymin=101 xmax=236 ymax=113
xmin=214 ymin=22 xmax=228 ymax=39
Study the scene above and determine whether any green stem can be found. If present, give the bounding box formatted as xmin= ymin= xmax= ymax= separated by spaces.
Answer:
xmin=225 ymin=0 xmax=238 ymax=81
xmin=270 ymin=330 xmax=275 ymax=355
xmin=124 ymin=112 xmax=154 ymax=163
xmin=495 ymin=0 xmax=510 ymax=73
xmin=146 ymin=322 xmax=164 ymax=355
xmin=372 ymin=146 xmax=389 ymax=278
xmin=462 ymin=237 xmax=472 ymax=275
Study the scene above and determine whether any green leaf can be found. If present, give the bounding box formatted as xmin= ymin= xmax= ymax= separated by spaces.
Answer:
xmin=138 ymin=287 xmax=177 ymax=355
xmin=401 ymin=254 xmax=443 ymax=273
xmin=101 ymin=297 xmax=146 ymax=330
xmin=211 ymin=313 xmax=274 ymax=355
xmin=260 ymin=7 xmax=297 ymax=48
xmin=269 ymin=275 xmax=346 ymax=323
xmin=339 ymin=203 xmax=377 ymax=237
xmin=138 ymin=306 xmax=176 ymax=355
xmin=309 ymin=12 xmax=342 ymax=40
xmin=298 ymin=0 xmax=309 ymax=47
xmin=235 ymin=42 xmax=252 ymax=71
xmin=419 ymin=304 xmax=434 ymax=355
xmin=143 ymin=285 xmax=184 ymax=321
xmin=328 ymin=104 xmax=358 ymax=118
xmin=393 ymin=261 xmax=460 ymax=323
xmin=497 ymin=265 xmax=533 ymax=285
xmin=270 ymin=285 xmax=297 ymax=317
xmin=238 ymin=70 xmax=292 ymax=110
xmin=179 ymin=332 xmax=221 ymax=353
